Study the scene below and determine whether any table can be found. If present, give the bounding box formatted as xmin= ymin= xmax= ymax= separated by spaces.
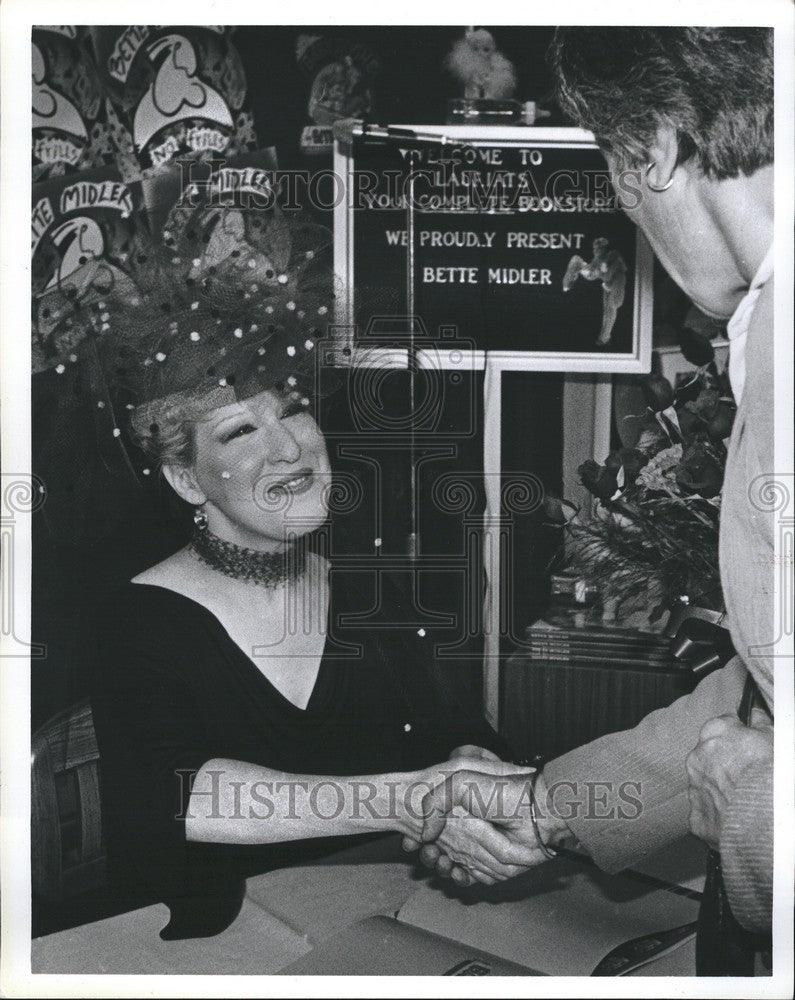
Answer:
xmin=32 ymin=836 xmax=422 ymax=975
xmin=32 ymin=834 xmax=706 ymax=977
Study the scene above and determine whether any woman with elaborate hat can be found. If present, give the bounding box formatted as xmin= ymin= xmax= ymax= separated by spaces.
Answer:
xmin=34 ymin=201 xmax=524 ymax=939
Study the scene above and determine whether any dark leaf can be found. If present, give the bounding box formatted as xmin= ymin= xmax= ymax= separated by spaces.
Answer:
xmin=678 ymin=327 xmax=715 ymax=366
xmin=675 ymin=442 xmax=724 ymax=498
xmin=689 ymin=388 xmax=720 ymax=419
xmin=578 ymin=459 xmax=620 ymax=501
xmin=619 ymin=447 xmax=647 ymax=481
xmin=706 ymin=399 xmax=736 ymax=441
xmin=641 ymin=374 xmax=675 ymax=412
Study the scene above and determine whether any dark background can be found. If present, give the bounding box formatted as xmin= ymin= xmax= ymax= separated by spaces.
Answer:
xmin=234 ymin=26 xmax=559 ymax=164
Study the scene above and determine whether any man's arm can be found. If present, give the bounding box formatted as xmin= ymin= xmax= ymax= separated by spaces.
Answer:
xmin=411 ymin=656 xmax=749 ymax=884
xmin=542 ymin=655 xmax=748 ymax=873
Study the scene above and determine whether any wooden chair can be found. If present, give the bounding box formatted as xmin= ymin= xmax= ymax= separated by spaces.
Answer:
xmin=31 ymin=699 xmax=106 ymax=903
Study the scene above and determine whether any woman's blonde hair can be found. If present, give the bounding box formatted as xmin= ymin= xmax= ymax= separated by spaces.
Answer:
xmin=129 ymin=395 xmax=199 ymax=468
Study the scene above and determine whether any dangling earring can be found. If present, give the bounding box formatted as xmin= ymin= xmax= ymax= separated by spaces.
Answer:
xmin=645 ymin=161 xmax=674 ymax=193
xmin=193 ymin=506 xmax=208 ymax=531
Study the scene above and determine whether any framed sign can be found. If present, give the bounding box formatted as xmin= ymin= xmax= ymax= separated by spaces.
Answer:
xmin=334 ymin=126 xmax=652 ymax=373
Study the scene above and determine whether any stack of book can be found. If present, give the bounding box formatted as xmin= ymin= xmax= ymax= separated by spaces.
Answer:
xmin=523 ymin=620 xmax=678 ymax=670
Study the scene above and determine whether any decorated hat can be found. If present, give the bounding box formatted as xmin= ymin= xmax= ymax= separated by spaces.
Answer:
xmin=33 ymin=197 xmax=336 ymax=541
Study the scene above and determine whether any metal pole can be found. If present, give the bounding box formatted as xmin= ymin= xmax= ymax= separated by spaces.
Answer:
xmin=406 ymin=149 xmax=419 ymax=559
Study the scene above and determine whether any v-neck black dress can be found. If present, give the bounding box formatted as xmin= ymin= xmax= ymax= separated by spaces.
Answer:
xmin=91 ymin=565 xmax=506 ymax=938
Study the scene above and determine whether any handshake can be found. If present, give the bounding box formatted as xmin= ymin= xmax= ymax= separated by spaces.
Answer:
xmin=403 ymin=746 xmax=573 ymax=888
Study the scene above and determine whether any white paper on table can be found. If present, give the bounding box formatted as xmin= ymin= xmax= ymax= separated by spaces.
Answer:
xmin=396 ymin=848 xmax=702 ymax=976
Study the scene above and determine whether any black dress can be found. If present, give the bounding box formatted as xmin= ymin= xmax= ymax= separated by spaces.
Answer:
xmin=91 ymin=565 xmax=506 ymax=938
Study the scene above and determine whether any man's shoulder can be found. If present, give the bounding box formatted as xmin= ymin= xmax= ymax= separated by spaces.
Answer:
xmin=748 ymin=275 xmax=774 ymax=346
xmin=744 ymin=274 xmax=774 ymax=456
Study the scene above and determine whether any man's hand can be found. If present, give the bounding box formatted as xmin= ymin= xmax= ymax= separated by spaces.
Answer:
xmin=686 ymin=714 xmax=774 ymax=851
xmin=405 ymin=765 xmax=569 ymax=886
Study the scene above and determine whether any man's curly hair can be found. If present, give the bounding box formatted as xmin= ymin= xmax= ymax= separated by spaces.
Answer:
xmin=549 ymin=27 xmax=773 ymax=179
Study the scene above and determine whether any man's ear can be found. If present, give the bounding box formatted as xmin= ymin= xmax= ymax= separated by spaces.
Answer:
xmin=647 ymin=123 xmax=680 ymax=188
xmin=162 ymin=463 xmax=206 ymax=506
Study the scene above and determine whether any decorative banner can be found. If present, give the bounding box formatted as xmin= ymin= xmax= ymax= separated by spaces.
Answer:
xmin=31 ymin=168 xmax=145 ymax=369
xmin=335 ymin=126 xmax=652 ymax=372
xmin=139 ymin=147 xmax=279 ymax=236
xmin=296 ymin=34 xmax=379 ymax=156
xmin=32 ymin=26 xmax=112 ymax=181
xmin=89 ymin=26 xmax=258 ymax=181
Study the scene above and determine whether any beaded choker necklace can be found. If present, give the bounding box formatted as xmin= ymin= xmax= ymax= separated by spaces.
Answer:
xmin=189 ymin=528 xmax=306 ymax=587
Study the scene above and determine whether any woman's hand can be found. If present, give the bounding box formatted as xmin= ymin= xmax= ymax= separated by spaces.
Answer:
xmin=400 ymin=745 xmax=503 ymax=854
xmin=448 ymin=744 xmax=504 ymax=764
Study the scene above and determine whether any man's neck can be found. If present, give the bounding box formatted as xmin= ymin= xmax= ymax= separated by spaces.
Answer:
xmin=705 ymin=166 xmax=774 ymax=291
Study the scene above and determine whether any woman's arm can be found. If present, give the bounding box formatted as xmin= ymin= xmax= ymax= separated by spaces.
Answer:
xmin=185 ymin=756 xmax=532 ymax=880
xmin=185 ymin=759 xmax=433 ymax=844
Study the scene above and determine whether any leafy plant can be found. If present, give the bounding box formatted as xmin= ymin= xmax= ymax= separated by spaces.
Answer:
xmin=561 ymin=344 xmax=734 ymax=624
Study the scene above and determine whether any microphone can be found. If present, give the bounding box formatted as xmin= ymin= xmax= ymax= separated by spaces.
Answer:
xmin=332 ymin=119 xmax=459 ymax=150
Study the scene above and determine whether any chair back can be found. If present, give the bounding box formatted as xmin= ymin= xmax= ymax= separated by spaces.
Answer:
xmin=31 ymin=699 xmax=105 ymax=902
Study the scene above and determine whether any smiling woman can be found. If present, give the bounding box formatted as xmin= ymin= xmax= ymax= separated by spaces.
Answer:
xmin=135 ymin=388 xmax=332 ymax=552
xmin=30 ymin=200 xmax=518 ymax=940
